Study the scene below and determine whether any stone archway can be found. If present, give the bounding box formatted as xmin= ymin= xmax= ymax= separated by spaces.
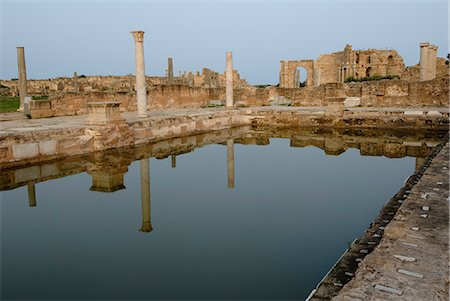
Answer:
xmin=280 ymin=60 xmax=315 ymax=88
xmin=386 ymin=55 xmax=396 ymax=76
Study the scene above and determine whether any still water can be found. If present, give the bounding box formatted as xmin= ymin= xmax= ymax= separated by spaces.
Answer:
xmin=0 ymin=127 xmax=444 ymax=300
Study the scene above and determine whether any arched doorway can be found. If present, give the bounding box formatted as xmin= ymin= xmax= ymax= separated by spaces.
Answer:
xmin=386 ymin=55 xmax=395 ymax=76
xmin=366 ymin=67 xmax=372 ymax=78
xmin=294 ymin=67 xmax=308 ymax=87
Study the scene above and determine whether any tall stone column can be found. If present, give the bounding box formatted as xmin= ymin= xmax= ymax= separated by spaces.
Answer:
xmin=419 ymin=42 xmax=429 ymax=81
xmin=167 ymin=57 xmax=174 ymax=85
xmin=131 ymin=31 xmax=148 ymax=117
xmin=225 ymin=51 xmax=233 ymax=107
xmin=73 ymin=72 xmax=79 ymax=93
xmin=429 ymin=45 xmax=438 ymax=80
xmin=27 ymin=182 xmax=36 ymax=207
xmin=17 ymin=47 xmax=28 ymax=112
xmin=139 ymin=158 xmax=152 ymax=233
xmin=227 ymin=139 xmax=235 ymax=189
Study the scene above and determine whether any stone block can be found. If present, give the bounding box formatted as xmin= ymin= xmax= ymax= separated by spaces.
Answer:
xmin=12 ymin=143 xmax=39 ymax=159
xmin=325 ymin=97 xmax=345 ymax=117
xmin=39 ymin=140 xmax=57 ymax=156
xmin=85 ymin=101 xmax=124 ymax=125
xmin=343 ymin=97 xmax=361 ymax=108
xmin=426 ymin=110 xmax=443 ymax=117
xmin=404 ymin=110 xmax=423 ymax=116
xmin=29 ymin=99 xmax=51 ymax=110
xmin=208 ymin=99 xmax=225 ymax=106
xmin=30 ymin=109 xmax=54 ymax=119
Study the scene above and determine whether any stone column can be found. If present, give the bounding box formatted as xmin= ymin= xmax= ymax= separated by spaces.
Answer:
xmin=295 ymin=69 xmax=300 ymax=87
xmin=17 ymin=47 xmax=28 ymax=112
xmin=419 ymin=42 xmax=429 ymax=81
xmin=168 ymin=57 xmax=174 ymax=85
xmin=429 ymin=45 xmax=438 ymax=80
xmin=27 ymin=182 xmax=36 ymax=207
xmin=128 ymin=73 xmax=133 ymax=93
xmin=73 ymin=72 xmax=79 ymax=93
xmin=280 ymin=61 xmax=285 ymax=87
xmin=171 ymin=155 xmax=176 ymax=168
xmin=139 ymin=158 xmax=152 ymax=233
xmin=227 ymin=139 xmax=235 ymax=189
xmin=225 ymin=51 xmax=233 ymax=107
xmin=131 ymin=31 xmax=148 ymax=117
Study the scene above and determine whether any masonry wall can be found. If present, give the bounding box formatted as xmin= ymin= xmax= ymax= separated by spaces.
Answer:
xmin=284 ymin=77 xmax=449 ymax=107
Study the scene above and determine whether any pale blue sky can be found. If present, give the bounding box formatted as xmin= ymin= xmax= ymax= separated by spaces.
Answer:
xmin=1 ymin=0 xmax=448 ymax=84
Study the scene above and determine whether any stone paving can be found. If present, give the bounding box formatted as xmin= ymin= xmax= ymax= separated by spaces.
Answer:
xmin=330 ymin=142 xmax=449 ymax=301
xmin=1 ymin=106 xmax=448 ymax=135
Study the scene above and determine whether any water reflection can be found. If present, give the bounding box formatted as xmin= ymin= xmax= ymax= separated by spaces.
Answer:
xmin=1 ymin=126 xmax=446 ymax=225
xmin=139 ymin=158 xmax=152 ymax=233
xmin=1 ymin=126 xmax=447 ymax=300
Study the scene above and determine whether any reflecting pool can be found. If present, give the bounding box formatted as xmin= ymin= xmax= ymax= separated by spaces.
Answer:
xmin=1 ymin=127 xmax=446 ymax=300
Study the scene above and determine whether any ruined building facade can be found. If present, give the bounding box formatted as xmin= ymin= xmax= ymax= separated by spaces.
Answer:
xmin=280 ymin=44 xmax=406 ymax=88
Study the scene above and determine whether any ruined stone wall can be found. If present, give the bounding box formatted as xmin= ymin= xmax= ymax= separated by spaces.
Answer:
xmin=0 ymin=69 xmax=249 ymax=97
xmin=284 ymin=77 xmax=449 ymax=108
xmin=47 ymin=85 xmax=269 ymax=117
xmin=280 ymin=44 xmax=406 ymax=87
xmin=401 ymin=58 xmax=448 ymax=82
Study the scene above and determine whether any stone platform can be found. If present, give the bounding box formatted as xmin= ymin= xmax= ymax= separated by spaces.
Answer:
xmin=308 ymin=138 xmax=449 ymax=301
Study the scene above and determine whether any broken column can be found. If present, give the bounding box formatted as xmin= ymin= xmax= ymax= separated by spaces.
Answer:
xmin=73 ymin=72 xmax=79 ymax=92
xmin=226 ymin=51 xmax=233 ymax=107
xmin=227 ymin=139 xmax=235 ymax=188
xmin=139 ymin=158 xmax=152 ymax=233
xmin=131 ymin=31 xmax=148 ymax=117
xmin=17 ymin=47 xmax=28 ymax=112
xmin=167 ymin=57 xmax=174 ymax=85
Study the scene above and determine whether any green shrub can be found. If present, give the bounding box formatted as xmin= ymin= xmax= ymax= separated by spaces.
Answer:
xmin=345 ymin=75 xmax=400 ymax=83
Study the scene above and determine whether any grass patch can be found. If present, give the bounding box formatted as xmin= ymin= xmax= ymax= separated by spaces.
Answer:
xmin=0 ymin=95 xmax=20 ymax=113
xmin=33 ymin=95 xmax=48 ymax=100
xmin=0 ymin=95 xmax=48 ymax=113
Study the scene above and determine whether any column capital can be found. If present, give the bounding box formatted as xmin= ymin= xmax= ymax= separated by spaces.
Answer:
xmin=131 ymin=31 xmax=145 ymax=42
xmin=419 ymin=42 xmax=430 ymax=48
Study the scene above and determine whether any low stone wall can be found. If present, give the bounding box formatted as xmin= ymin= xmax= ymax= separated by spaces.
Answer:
xmin=0 ymin=107 xmax=448 ymax=169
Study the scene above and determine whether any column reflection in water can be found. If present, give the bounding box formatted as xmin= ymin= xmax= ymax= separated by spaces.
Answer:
xmin=227 ymin=139 xmax=235 ymax=189
xmin=27 ymin=182 xmax=36 ymax=207
xmin=171 ymin=155 xmax=176 ymax=169
xmin=139 ymin=158 xmax=152 ymax=233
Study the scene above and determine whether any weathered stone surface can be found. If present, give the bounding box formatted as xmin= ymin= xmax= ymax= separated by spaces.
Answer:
xmin=12 ymin=143 xmax=39 ymax=159
xmin=39 ymin=140 xmax=57 ymax=156
xmin=426 ymin=110 xmax=443 ymax=117
xmin=330 ymin=142 xmax=449 ymax=301
xmin=404 ymin=110 xmax=424 ymax=116
xmin=343 ymin=97 xmax=361 ymax=108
